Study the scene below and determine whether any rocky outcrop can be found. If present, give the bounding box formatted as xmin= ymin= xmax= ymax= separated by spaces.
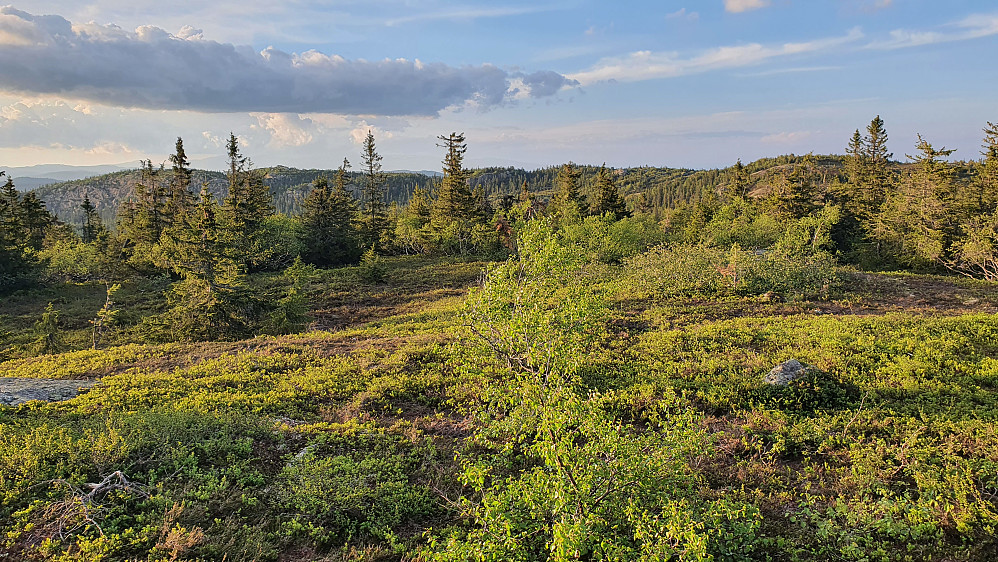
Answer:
xmin=0 ymin=378 xmax=97 ymax=406
xmin=763 ymin=359 xmax=812 ymax=386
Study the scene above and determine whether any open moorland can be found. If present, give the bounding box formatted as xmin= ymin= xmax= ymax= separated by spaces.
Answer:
xmin=2 ymin=241 xmax=998 ymax=561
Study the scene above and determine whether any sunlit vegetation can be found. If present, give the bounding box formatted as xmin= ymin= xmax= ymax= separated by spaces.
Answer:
xmin=1 ymin=118 xmax=997 ymax=560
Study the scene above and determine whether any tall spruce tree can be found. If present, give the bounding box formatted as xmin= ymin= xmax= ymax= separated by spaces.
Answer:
xmin=162 ymin=185 xmax=248 ymax=339
xmin=873 ymin=135 xmax=955 ymax=268
xmin=119 ymin=160 xmax=168 ymax=247
xmin=221 ymin=133 xmax=273 ymax=268
xmin=549 ymin=162 xmax=586 ymax=226
xmin=591 ymin=164 xmax=629 ymax=220
xmin=430 ymin=132 xmax=484 ymax=253
xmin=864 ymin=115 xmax=893 ymax=210
xmin=301 ymin=158 xmax=359 ymax=266
xmin=168 ymin=136 xmax=194 ymax=220
xmin=359 ymin=131 xmax=388 ymax=250
xmin=0 ymin=173 xmax=32 ymax=285
xmin=80 ymin=195 xmax=106 ymax=243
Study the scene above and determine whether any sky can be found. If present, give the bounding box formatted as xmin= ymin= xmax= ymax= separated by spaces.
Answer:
xmin=0 ymin=0 xmax=997 ymax=172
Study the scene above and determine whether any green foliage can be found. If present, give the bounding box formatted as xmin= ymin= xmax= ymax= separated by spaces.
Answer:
xmin=560 ymin=213 xmax=666 ymax=264
xmin=269 ymin=257 xmax=315 ymax=334
xmin=357 ymin=247 xmax=386 ymax=283
xmin=90 ymin=283 xmax=120 ymax=350
xmin=252 ymin=213 xmax=305 ymax=271
xmin=625 ymin=243 xmax=734 ymax=299
xmin=432 ymin=221 xmax=763 ymax=560
xmin=278 ymin=430 xmax=438 ymax=547
xmin=33 ymin=302 xmax=63 ymax=354
xmin=950 ymin=208 xmax=998 ymax=280
xmin=300 ymin=162 xmax=361 ymax=266
xmin=39 ymin=238 xmax=102 ymax=281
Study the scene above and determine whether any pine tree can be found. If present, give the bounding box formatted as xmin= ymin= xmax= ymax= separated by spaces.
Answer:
xmin=359 ymin=131 xmax=388 ymax=250
xmin=590 ymin=164 xmax=629 ymax=220
xmin=301 ymin=158 xmax=360 ymax=266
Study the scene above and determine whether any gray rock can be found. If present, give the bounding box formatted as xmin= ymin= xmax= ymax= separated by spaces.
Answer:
xmin=763 ymin=359 xmax=812 ymax=386
xmin=0 ymin=378 xmax=98 ymax=406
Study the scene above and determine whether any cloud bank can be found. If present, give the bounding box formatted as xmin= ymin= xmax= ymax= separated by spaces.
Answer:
xmin=569 ymin=28 xmax=863 ymax=85
xmin=0 ymin=7 xmax=576 ymax=116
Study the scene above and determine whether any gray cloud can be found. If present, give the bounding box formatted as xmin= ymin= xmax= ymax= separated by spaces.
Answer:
xmin=0 ymin=7 xmax=573 ymax=116
xmin=518 ymin=70 xmax=579 ymax=98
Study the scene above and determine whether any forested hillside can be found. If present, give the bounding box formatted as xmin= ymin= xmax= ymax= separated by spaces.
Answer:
xmin=33 ymin=167 xmax=439 ymax=226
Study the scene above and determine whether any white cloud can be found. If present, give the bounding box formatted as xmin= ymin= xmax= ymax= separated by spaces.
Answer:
xmin=569 ymin=28 xmax=863 ymax=85
xmin=0 ymin=7 xmax=574 ymax=116
xmin=349 ymin=121 xmax=394 ymax=145
xmin=761 ymin=131 xmax=813 ymax=144
xmin=867 ymin=12 xmax=998 ymax=49
xmin=252 ymin=113 xmax=314 ymax=148
xmin=666 ymin=8 xmax=699 ymax=21
xmin=724 ymin=0 xmax=770 ymax=14
xmin=383 ymin=5 xmax=560 ymax=26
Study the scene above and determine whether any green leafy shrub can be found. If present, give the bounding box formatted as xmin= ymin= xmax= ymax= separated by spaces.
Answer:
xmin=624 ymin=243 xmax=733 ymax=299
xmin=756 ymin=369 xmax=859 ymax=413
xmin=278 ymin=430 xmax=437 ymax=547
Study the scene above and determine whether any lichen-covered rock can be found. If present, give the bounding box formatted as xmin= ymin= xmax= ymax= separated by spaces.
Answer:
xmin=0 ymin=378 xmax=98 ymax=406
xmin=763 ymin=359 xmax=812 ymax=386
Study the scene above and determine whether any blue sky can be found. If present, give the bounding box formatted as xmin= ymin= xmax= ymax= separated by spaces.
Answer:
xmin=0 ymin=0 xmax=996 ymax=172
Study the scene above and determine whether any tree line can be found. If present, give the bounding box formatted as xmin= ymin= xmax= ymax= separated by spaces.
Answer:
xmin=2 ymin=117 xmax=998 ymax=340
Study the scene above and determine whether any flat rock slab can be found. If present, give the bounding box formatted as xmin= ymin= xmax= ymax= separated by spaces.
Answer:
xmin=0 ymin=377 xmax=98 ymax=406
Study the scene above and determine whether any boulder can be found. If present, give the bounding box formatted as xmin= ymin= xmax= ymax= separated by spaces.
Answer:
xmin=763 ymin=359 xmax=812 ymax=386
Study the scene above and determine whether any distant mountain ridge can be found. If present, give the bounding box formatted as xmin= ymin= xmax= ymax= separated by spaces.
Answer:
xmin=21 ymin=155 xmax=850 ymax=227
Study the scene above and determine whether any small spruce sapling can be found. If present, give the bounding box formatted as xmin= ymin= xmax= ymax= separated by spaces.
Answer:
xmin=91 ymin=282 xmax=121 ymax=349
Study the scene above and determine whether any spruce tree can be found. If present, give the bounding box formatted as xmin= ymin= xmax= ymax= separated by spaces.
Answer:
xmin=162 ymin=185 xmax=248 ymax=340
xmin=873 ymin=135 xmax=955 ymax=268
xmin=728 ymin=159 xmax=749 ymax=200
xmin=0 ymin=173 xmax=35 ymax=286
xmin=591 ymin=164 xmax=629 ymax=220
xmin=863 ymin=115 xmax=893 ymax=210
xmin=549 ymin=162 xmax=586 ymax=225
xmin=301 ymin=158 xmax=359 ymax=266
xmin=359 ymin=131 xmax=388 ymax=250
xmin=223 ymin=133 xmax=272 ymax=233
xmin=396 ymin=185 xmax=434 ymax=254
xmin=221 ymin=133 xmax=273 ymax=268
xmin=168 ymin=136 xmax=194 ymax=220
xmin=431 ymin=132 xmax=480 ymax=224
xmin=80 ymin=195 xmax=106 ymax=243
xmin=972 ymin=122 xmax=998 ymax=214
xmin=430 ymin=132 xmax=484 ymax=253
